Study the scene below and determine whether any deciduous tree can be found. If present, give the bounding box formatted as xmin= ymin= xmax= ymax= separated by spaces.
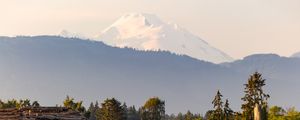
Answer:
xmin=141 ymin=97 xmax=165 ymax=120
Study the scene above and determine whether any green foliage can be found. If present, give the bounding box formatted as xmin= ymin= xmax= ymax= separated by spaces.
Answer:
xmin=224 ymin=99 xmax=234 ymax=120
xmin=208 ymin=90 xmax=234 ymax=120
xmin=0 ymin=99 xmax=39 ymax=109
xmin=268 ymin=106 xmax=285 ymax=120
xmin=63 ymin=96 xmax=86 ymax=113
xmin=205 ymin=110 xmax=215 ymax=120
xmin=2 ymin=71 xmax=300 ymax=120
xmin=212 ymin=90 xmax=224 ymax=120
xmin=0 ymin=99 xmax=18 ymax=109
xmin=32 ymin=101 xmax=40 ymax=107
xmin=127 ymin=105 xmax=140 ymax=120
xmin=241 ymin=72 xmax=269 ymax=120
xmin=267 ymin=106 xmax=300 ymax=120
xmin=184 ymin=110 xmax=203 ymax=120
xmin=184 ymin=110 xmax=194 ymax=120
xmin=165 ymin=111 xmax=203 ymax=120
xmin=285 ymin=107 xmax=300 ymax=120
xmin=19 ymin=99 xmax=31 ymax=108
xmin=86 ymin=102 xmax=98 ymax=120
xmin=176 ymin=112 xmax=184 ymax=120
xmin=233 ymin=112 xmax=242 ymax=120
xmin=141 ymin=97 xmax=165 ymax=120
xmin=99 ymin=98 xmax=126 ymax=120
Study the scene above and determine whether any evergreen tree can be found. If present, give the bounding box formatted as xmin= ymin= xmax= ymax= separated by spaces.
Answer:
xmin=141 ymin=97 xmax=165 ymax=120
xmin=224 ymin=99 xmax=234 ymax=120
xmin=233 ymin=112 xmax=242 ymax=120
xmin=127 ymin=106 xmax=141 ymax=120
xmin=94 ymin=101 xmax=101 ymax=120
xmin=164 ymin=114 xmax=176 ymax=120
xmin=176 ymin=112 xmax=184 ymax=120
xmin=184 ymin=110 xmax=193 ymax=120
xmin=241 ymin=72 xmax=270 ymax=120
xmin=32 ymin=101 xmax=40 ymax=107
xmin=212 ymin=90 xmax=224 ymax=120
xmin=87 ymin=102 xmax=98 ymax=120
xmin=122 ymin=103 xmax=128 ymax=119
xmin=99 ymin=98 xmax=126 ymax=120
xmin=204 ymin=110 xmax=215 ymax=120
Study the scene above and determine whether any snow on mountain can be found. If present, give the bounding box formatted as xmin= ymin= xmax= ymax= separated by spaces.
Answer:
xmin=95 ymin=13 xmax=234 ymax=64
xmin=59 ymin=30 xmax=87 ymax=39
xmin=291 ymin=52 xmax=300 ymax=58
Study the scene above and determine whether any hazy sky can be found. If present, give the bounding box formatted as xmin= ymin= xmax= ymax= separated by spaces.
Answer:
xmin=1 ymin=0 xmax=299 ymax=59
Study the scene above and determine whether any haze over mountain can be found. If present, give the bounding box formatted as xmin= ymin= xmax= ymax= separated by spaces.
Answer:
xmin=96 ymin=13 xmax=233 ymax=64
xmin=291 ymin=52 xmax=300 ymax=58
xmin=0 ymin=36 xmax=299 ymax=114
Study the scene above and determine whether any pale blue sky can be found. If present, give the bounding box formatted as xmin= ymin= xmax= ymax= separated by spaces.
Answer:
xmin=1 ymin=0 xmax=300 ymax=58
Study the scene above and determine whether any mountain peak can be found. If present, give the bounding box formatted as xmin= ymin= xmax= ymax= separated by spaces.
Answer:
xmin=102 ymin=13 xmax=163 ymax=34
xmin=96 ymin=13 xmax=234 ymax=64
xmin=115 ymin=13 xmax=162 ymax=26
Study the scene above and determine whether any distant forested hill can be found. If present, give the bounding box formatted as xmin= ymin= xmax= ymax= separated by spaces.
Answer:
xmin=0 ymin=36 xmax=299 ymax=114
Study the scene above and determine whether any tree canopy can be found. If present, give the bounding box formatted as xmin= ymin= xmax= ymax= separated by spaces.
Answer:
xmin=141 ymin=97 xmax=165 ymax=120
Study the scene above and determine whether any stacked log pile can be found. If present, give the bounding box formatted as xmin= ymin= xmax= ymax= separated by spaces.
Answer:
xmin=0 ymin=108 xmax=20 ymax=120
xmin=0 ymin=107 xmax=86 ymax=120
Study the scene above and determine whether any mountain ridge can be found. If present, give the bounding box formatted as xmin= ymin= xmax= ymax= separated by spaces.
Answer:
xmin=0 ymin=36 xmax=300 ymax=114
xmin=291 ymin=52 xmax=300 ymax=58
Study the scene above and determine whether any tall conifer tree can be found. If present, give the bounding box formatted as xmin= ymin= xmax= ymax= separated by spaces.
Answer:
xmin=241 ymin=72 xmax=270 ymax=120
xmin=212 ymin=90 xmax=224 ymax=120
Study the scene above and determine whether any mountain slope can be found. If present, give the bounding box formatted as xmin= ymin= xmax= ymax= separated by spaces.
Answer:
xmin=0 ymin=36 xmax=299 ymax=114
xmin=0 ymin=36 xmax=240 ymax=114
xmin=223 ymin=54 xmax=300 ymax=109
xmin=96 ymin=13 xmax=233 ymax=64
xmin=291 ymin=52 xmax=300 ymax=58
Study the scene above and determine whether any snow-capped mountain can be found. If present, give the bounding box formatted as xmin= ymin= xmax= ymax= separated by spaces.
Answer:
xmin=96 ymin=13 xmax=234 ymax=64
xmin=291 ymin=52 xmax=300 ymax=58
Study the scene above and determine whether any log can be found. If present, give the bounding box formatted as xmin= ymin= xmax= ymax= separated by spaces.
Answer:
xmin=0 ymin=107 xmax=86 ymax=120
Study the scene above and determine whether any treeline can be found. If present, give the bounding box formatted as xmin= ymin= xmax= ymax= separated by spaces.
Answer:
xmin=1 ymin=72 xmax=300 ymax=120
xmin=63 ymin=96 xmax=203 ymax=120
